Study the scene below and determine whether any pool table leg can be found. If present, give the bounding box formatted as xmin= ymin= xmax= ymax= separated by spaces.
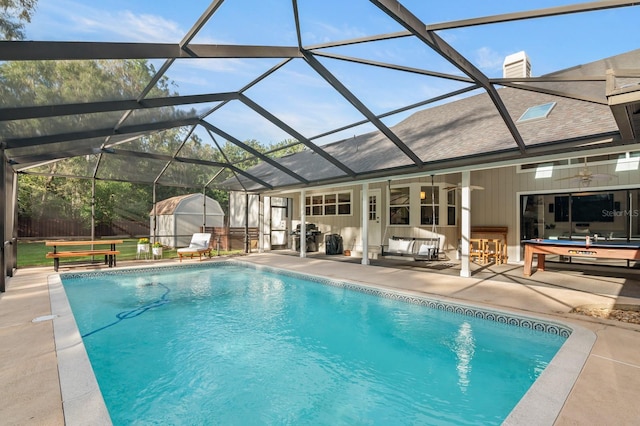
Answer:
xmin=537 ymin=253 xmax=545 ymax=272
xmin=524 ymin=245 xmax=533 ymax=276
xmin=523 ymin=245 xmax=546 ymax=277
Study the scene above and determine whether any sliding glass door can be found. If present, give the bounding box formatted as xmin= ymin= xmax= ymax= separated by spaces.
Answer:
xmin=520 ymin=189 xmax=639 ymax=267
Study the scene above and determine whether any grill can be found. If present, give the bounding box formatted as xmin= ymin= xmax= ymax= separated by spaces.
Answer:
xmin=324 ymin=234 xmax=343 ymax=255
xmin=291 ymin=224 xmax=322 ymax=252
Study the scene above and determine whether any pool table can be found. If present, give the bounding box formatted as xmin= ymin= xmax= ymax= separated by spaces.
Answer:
xmin=522 ymin=238 xmax=640 ymax=276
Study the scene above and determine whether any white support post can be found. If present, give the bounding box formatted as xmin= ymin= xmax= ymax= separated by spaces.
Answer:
xmin=91 ymin=179 xmax=96 ymax=242
xmin=460 ymin=171 xmax=471 ymax=278
xmin=361 ymin=183 xmax=369 ymax=265
xmin=0 ymin=148 xmax=6 ymax=292
xmin=300 ymin=189 xmax=306 ymax=258
xmin=202 ymin=188 xmax=207 ymax=233
xmin=244 ymin=193 xmax=250 ymax=253
xmin=152 ymin=184 xmax=157 ymax=242
xmin=258 ymin=195 xmax=264 ymax=253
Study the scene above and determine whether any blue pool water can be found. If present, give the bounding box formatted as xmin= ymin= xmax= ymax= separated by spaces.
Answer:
xmin=61 ymin=262 xmax=567 ymax=425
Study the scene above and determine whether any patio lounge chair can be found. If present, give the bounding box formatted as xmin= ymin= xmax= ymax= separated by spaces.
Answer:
xmin=177 ymin=233 xmax=213 ymax=262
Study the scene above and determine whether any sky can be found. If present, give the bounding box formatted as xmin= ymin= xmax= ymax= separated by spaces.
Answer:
xmin=22 ymin=0 xmax=640 ymax=147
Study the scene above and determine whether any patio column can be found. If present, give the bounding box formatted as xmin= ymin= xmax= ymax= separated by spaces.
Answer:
xmin=202 ymin=187 xmax=207 ymax=234
xmin=460 ymin=171 xmax=471 ymax=278
xmin=299 ymin=189 xmax=306 ymax=258
xmin=244 ymin=192 xmax=249 ymax=253
xmin=91 ymin=179 xmax=96 ymax=241
xmin=1 ymin=146 xmax=7 ymax=292
xmin=361 ymin=183 xmax=369 ymax=265
xmin=258 ymin=194 xmax=264 ymax=253
xmin=152 ymin=184 xmax=157 ymax=242
xmin=11 ymin=169 xmax=18 ymax=273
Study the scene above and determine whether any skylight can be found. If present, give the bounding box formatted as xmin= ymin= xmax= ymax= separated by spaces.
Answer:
xmin=517 ymin=102 xmax=556 ymax=123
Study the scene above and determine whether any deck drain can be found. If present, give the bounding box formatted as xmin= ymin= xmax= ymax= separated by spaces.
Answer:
xmin=32 ymin=314 xmax=58 ymax=323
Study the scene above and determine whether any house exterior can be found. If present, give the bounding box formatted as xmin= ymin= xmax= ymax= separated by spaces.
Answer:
xmin=227 ymin=50 xmax=640 ymax=276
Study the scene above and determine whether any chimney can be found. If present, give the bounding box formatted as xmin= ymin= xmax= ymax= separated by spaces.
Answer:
xmin=503 ymin=51 xmax=531 ymax=78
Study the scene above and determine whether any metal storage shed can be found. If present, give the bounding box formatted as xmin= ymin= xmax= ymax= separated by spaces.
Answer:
xmin=150 ymin=194 xmax=224 ymax=248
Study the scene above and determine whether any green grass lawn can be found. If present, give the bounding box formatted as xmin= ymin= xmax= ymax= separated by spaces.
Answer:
xmin=17 ymin=239 xmax=241 ymax=268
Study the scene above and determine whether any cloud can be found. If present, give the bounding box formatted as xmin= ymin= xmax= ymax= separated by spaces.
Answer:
xmin=71 ymin=10 xmax=184 ymax=43
xmin=474 ymin=47 xmax=504 ymax=74
xmin=112 ymin=12 xmax=182 ymax=42
xmin=28 ymin=0 xmax=185 ymax=43
xmin=302 ymin=21 xmax=368 ymax=45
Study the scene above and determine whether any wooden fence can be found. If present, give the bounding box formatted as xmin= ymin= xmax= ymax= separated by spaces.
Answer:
xmin=18 ymin=217 xmax=149 ymax=239
xmin=204 ymin=227 xmax=260 ymax=252
xmin=18 ymin=219 xmax=259 ymax=253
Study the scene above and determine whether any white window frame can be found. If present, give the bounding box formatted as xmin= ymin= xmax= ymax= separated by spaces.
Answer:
xmin=305 ymin=190 xmax=353 ymax=217
xmin=447 ymin=188 xmax=457 ymax=226
xmin=517 ymin=151 xmax=640 ymax=175
xmin=389 ymin=185 xmax=411 ymax=226
xmin=420 ymin=185 xmax=439 ymax=226
xmin=388 ymin=182 xmax=457 ymax=227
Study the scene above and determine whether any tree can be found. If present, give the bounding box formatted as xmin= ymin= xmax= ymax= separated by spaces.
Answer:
xmin=5 ymin=58 xmax=182 ymax=234
xmin=1 ymin=0 xmax=37 ymax=40
xmin=5 ymin=58 xmax=306 ymax=237
xmin=267 ymin=138 xmax=306 ymax=157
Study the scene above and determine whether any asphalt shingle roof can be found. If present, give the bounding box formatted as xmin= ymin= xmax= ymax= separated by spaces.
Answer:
xmin=224 ymin=49 xmax=640 ymax=191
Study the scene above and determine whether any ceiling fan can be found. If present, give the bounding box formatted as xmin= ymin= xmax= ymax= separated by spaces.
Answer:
xmin=555 ymin=158 xmax=615 ymax=187
xmin=443 ymin=183 xmax=485 ymax=192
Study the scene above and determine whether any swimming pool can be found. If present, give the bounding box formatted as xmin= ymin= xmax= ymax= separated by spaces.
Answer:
xmin=50 ymin=260 xmax=594 ymax=425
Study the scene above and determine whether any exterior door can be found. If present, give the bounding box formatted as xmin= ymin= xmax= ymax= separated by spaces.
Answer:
xmin=368 ymin=189 xmax=382 ymax=248
xmin=270 ymin=197 xmax=288 ymax=249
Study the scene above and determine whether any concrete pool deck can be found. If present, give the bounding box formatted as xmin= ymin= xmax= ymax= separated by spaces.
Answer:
xmin=1 ymin=253 xmax=639 ymax=425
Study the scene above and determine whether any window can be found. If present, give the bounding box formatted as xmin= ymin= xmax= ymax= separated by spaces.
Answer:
xmin=324 ymin=194 xmax=336 ymax=215
xmin=535 ymin=164 xmax=554 ymax=179
xmin=447 ymin=189 xmax=457 ymax=226
xmin=521 ymin=159 xmax=568 ymax=170
xmin=554 ymin=194 xmax=615 ymax=223
xmin=388 ymin=183 xmax=457 ymax=227
xmin=420 ymin=185 xmax=439 ymax=225
xmin=517 ymin=102 xmax=556 ymax=122
xmin=368 ymin=195 xmax=377 ymax=221
xmin=271 ymin=197 xmax=288 ymax=207
xmin=520 ymin=152 xmax=640 ymax=174
xmin=389 ymin=187 xmax=410 ymax=225
xmin=312 ymin=195 xmax=322 ymax=215
xmin=338 ymin=192 xmax=351 ymax=215
xmin=616 ymin=152 xmax=640 ymax=172
xmin=305 ymin=191 xmax=351 ymax=216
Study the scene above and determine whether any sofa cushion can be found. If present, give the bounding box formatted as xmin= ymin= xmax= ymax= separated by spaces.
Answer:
xmin=388 ymin=238 xmax=413 ymax=253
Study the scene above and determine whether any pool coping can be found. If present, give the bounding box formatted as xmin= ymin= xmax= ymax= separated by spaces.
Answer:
xmin=48 ymin=273 xmax=112 ymax=426
xmin=49 ymin=259 xmax=596 ymax=425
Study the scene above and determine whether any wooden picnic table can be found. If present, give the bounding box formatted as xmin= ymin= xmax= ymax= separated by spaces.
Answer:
xmin=45 ymin=240 xmax=123 ymax=272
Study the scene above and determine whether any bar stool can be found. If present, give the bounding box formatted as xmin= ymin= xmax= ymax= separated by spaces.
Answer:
xmin=469 ymin=239 xmax=486 ymax=264
xmin=485 ymin=239 xmax=502 ymax=264
xmin=500 ymin=240 xmax=508 ymax=264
